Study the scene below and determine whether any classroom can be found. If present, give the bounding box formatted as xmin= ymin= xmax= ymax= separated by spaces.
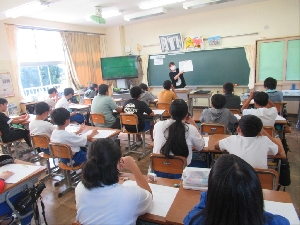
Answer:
xmin=0 ymin=0 xmax=299 ymax=224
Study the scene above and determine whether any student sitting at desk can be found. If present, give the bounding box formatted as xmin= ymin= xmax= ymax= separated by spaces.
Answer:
xmin=91 ymin=84 xmax=122 ymax=129
xmin=200 ymin=94 xmax=238 ymax=133
xmin=0 ymin=98 xmax=32 ymax=148
xmin=123 ymin=86 xmax=154 ymax=144
xmin=44 ymin=87 xmax=58 ymax=110
xmin=50 ymin=108 xmax=98 ymax=166
xmin=223 ymin=82 xmax=241 ymax=109
xmin=184 ymin=154 xmax=289 ymax=225
xmin=55 ymin=88 xmax=85 ymax=124
xmin=139 ymin=83 xmax=155 ymax=106
xmin=84 ymin=83 xmax=98 ymax=99
xmin=75 ymin=138 xmax=152 ymax=225
xmin=0 ymin=171 xmax=33 ymax=225
xmin=214 ymin=115 xmax=286 ymax=169
xmin=158 ymin=80 xmax=178 ymax=104
xmin=29 ymin=102 xmax=55 ymax=154
xmin=264 ymin=77 xmax=283 ymax=103
xmin=153 ymin=99 xmax=205 ymax=178
xmin=242 ymin=91 xmax=277 ymax=126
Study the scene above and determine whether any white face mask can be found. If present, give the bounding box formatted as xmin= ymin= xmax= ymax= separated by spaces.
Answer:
xmin=170 ymin=65 xmax=176 ymax=70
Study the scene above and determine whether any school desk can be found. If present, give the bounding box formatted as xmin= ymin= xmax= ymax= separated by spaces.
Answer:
xmin=69 ymin=104 xmax=91 ymax=113
xmin=0 ymin=159 xmax=46 ymax=223
xmin=166 ymin=186 xmax=294 ymax=225
xmin=19 ymin=101 xmax=42 ymax=114
xmin=188 ymin=92 xmax=212 ymax=116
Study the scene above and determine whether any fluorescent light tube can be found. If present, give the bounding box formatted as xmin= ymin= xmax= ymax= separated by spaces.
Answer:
xmin=140 ymin=0 xmax=185 ymax=10
xmin=102 ymin=10 xmax=122 ymax=18
xmin=124 ymin=7 xmax=167 ymax=21
xmin=183 ymin=0 xmax=219 ymax=9
xmin=4 ymin=0 xmax=49 ymax=18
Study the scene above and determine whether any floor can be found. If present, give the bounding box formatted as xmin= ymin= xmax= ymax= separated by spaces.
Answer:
xmin=7 ymin=112 xmax=300 ymax=224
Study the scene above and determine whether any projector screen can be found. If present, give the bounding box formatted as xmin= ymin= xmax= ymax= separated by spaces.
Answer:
xmin=101 ymin=55 xmax=139 ymax=80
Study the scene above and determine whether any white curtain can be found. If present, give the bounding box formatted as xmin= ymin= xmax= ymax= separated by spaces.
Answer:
xmin=140 ymin=55 xmax=149 ymax=85
xmin=5 ymin=24 xmax=25 ymax=99
xmin=244 ymin=45 xmax=256 ymax=90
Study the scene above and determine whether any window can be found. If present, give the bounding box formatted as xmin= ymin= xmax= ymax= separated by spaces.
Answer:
xmin=256 ymin=37 xmax=300 ymax=82
xmin=17 ymin=28 xmax=67 ymax=96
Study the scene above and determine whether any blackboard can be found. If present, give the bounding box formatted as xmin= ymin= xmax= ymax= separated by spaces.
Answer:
xmin=101 ymin=55 xmax=138 ymax=80
xmin=148 ymin=47 xmax=250 ymax=86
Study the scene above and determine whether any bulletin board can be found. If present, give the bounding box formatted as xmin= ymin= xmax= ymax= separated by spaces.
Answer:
xmin=0 ymin=73 xmax=15 ymax=97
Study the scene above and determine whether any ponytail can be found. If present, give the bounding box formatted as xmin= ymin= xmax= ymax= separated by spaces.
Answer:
xmin=82 ymin=159 xmax=102 ymax=190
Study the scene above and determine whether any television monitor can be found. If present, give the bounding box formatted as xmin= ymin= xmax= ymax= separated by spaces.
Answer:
xmin=101 ymin=55 xmax=139 ymax=80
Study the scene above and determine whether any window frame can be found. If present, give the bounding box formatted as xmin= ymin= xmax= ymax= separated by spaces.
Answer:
xmin=256 ymin=36 xmax=300 ymax=85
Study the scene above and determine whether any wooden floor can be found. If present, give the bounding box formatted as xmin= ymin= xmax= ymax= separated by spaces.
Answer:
xmin=13 ymin=112 xmax=300 ymax=224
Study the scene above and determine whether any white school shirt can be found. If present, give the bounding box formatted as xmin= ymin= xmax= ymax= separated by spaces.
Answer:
xmin=219 ymin=135 xmax=278 ymax=169
xmin=50 ymin=129 xmax=87 ymax=154
xmin=55 ymin=97 xmax=70 ymax=111
xmin=75 ymin=182 xmax=152 ymax=225
xmin=153 ymin=119 xmax=205 ymax=165
xmin=29 ymin=120 xmax=55 ymax=137
xmin=44 ymin=97 xmax=56 ymax=109
xmin=242 ymin=107 xmax=277 ymax=126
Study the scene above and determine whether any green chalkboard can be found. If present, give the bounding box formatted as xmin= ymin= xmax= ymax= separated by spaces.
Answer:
xmin=101 ymin=55 xmax=138 ymax=80
xmin=148 ymin=47 xmax=250 ymax=86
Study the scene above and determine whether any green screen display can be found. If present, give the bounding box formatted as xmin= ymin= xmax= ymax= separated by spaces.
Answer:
xmin=101 ymin=56 xmax=138 ymax=80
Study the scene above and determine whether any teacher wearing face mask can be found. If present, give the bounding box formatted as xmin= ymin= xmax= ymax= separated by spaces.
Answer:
xmin=169 ymin=62 xmax=186 ymax=89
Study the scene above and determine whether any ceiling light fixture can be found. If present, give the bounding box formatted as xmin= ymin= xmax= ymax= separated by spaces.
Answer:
xmin=183 ymin=0 xmax=221 ymax=9
xmin=102 ymin=10 xmax=122 ymax=18
xmin=124 ymin=7 xmax=167 ymax=21
xmin=139 ymin=0 xmax=185 ymax=10
xmin=4 ymin=0 xmax=50 ymax=18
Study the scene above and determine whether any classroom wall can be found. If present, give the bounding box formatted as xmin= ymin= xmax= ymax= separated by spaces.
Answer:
xmin=105 ymin=0 xmax=300 ymax=112
xmin=0 ymin=17 xmax=105 ymax=110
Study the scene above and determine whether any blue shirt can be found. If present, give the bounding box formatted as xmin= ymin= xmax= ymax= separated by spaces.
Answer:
xmin=266 ymin=89 xmax=283 ymax=102
xmin=184 ymin=192 xmax=290 ymax=225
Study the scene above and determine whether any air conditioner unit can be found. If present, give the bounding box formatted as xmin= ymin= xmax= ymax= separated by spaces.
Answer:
xmin=124 ymin=7 xmax=167 ymax=21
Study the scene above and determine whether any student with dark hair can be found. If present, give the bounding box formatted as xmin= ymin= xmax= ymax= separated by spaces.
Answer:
xmin=84 ymin=83 xmax=98 ymax=99
xmin=242 ymin=91 xmax=277 ymax=126
xmin=29 ymin=102 xmax=55 ymax=154
xmin=222 ymin=82 xmax=241 ymax=109
xmin=0 ymin=98 xmax=32 ymax=147
xmin=214 ymin=115 xmax=285 ymax=168
xmin=169 ymin=62 xmax=186 ymax=89
xmin=91 ymin=84 xmax=122 ymax=128
xmin=158 ymin=80 xmax=178 ymax=104
xmin=264 ymin=77 xmax=283 ymax=102
xmin=50 ymin=108 xmax=98 ymax=166
xmin=153 ymin=99 xmax=205 ymax=178
xmin=123 ymin=86 xmax=154 ymax=143
xmin=139 ymin=83 xmax=155 ymax=105
xmin=45 ymin=87 xmax=58 ymax=110
xmin=200 ymin=94 xmax=238 ymax=133
xmin=184 ymin=154 xmax=289 ymax=225
xmin=75 ymin=138 xmax=152 ymax=224
xmin=55 ymin=88 xmax=85 ymax=124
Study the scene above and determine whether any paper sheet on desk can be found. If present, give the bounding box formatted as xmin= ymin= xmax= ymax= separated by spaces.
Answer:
xmin=0 ymin=164 xmax=44 ymax=183
xmin=275 ymin=115 xmax=286 ymax=121
xmin=234 ymin=114 xmax=241 ymax=120
xmin=123 ymin=180 xmax=179 ymax=217
xmin=83 ymin=129 xmax=116 ymax=139
xmin=203 ymin=136 xmax=209 ymax=147
xmin=264 ymin=200 xmax=299 ymax=225
xmin=69 ymin=104 xmax=89 ymax=109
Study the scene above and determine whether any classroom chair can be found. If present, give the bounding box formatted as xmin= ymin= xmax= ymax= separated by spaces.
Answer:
xmin=120 ymin=113 xmax=151 ymax=161
xmin=30 ymin=134 xmax=63 ymax=182
xmin=200 ymin=123 xmax=227 ymax=165
xmin=262 ymin=126 xmax=276 ymax=137
xmin=156 ymin=102 xmax=171 ymax=119
xmin=228 ymin=108 xmax=240 ymax=114
xmin=255 ymin=168 xmax=279 ymax=190
xmin=90 ymin=113 xmax=106 ymax=126
xmin=273 ymin=102 xmax=283 ymax=115
xmin=49 ymin=142 xmax=84 ymax=198
xmin=83 ymin=98 xmax=92 ymax=105
xmin=149 ymin=153 xmax=187 ymax=176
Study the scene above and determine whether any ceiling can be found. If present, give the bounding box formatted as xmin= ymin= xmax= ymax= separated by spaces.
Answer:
xmin=0 ymin=0 xmax=265 ymax=28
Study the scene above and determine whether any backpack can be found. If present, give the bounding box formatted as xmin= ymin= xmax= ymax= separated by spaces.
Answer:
xmin=279 ymin=158 xmax=291 ymax=187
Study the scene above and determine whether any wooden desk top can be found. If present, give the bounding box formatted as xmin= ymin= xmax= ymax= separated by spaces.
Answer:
xmin=2 ymin=159 xmax=46 ymax=193
xmin=166 ymin=188 xmax=292 ymax=225
xmin=119 ymin=174 xmax=180 ymax=224
xmin=69 ymin=104 xmax=91 ymax=110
